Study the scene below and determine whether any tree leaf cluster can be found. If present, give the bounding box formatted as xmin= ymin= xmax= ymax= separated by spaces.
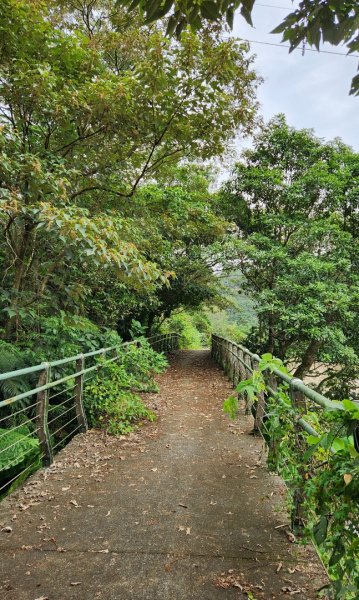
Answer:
xmin=218 ymin=114 xmax=359 ymax=399
xmin=116 ymin=0 xmax=359 ymax=94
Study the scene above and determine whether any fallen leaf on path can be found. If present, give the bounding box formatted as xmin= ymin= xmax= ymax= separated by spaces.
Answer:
xmin=178 ymin=525 xmax=191 ymax=535
xmin=286 ymin=531 xmax=296 ymax=543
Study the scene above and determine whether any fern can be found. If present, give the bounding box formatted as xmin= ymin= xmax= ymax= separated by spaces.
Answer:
xmin=0 ymin=427 xmax=40 ymax=497
xmin=0 ymin=342 xmax=33 ymax=409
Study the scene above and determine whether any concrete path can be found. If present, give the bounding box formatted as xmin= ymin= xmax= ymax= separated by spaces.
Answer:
xmin=0 ymin=350 xmax=326 ymax=600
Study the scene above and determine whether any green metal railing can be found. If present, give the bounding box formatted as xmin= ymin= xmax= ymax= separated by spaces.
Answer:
xmin=0 ymin=333 xmax=181 ymax=495
xmin=211 ymin=334 xmax=359 ymax=529
xmin=147 ymin=332 xmax=182 ymax=353
xmin=211 ymin=334 xmax=345 ymax=437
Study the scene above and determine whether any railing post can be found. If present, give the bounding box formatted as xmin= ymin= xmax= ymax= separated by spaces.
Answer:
xmin=228 ymin=342 xmax=234 ymax=382
xmin=237 ymin=347 xmax=247 ymax=383
xmin=244 ymin=352 xmax=252 ymax=378
xmin=243 ymin=352 xmax=253 ymax=414
xmin=75 ymin=354 xmax=88 ymax=433
xmin=290 ymin=378 xmax=307 ymax=534
xmin=36 ymin=362 xmax=53 ymax=466
xmin=252 ymin=354 xmax=266 ymax=433
xmin=266 ymin=372 xmax=278 ymax=469
xmin=225 ymin=341 xmax=230 ymax=377
xmin=233 ymin=345 xmax=240 ymax=387
xmin=290 ymin=379 xmax=307 ymax=412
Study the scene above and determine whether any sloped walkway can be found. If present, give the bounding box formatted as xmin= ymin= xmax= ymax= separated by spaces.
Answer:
xmin=0 ymin=350 xmax=326 ymax=600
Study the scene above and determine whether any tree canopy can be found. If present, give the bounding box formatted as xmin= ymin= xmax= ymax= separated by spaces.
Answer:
xmin=117 ymin=0 xmax=359 ymax=95
xmin=0 ymin=0 xmax=259 ymax=343
xmin=218 ymin=114 xmax=359 ymax=397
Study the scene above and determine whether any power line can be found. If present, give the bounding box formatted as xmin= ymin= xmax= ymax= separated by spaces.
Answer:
xmin=240 ymin=38 xmax=359 ymax=58
xmin=256 ymin=3 xmax=293 ymax=9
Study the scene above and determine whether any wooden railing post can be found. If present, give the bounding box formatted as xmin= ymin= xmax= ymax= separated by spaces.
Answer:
xmin=75 ymin=354 xmax=88 ymax=432
xmin=36 ymin=362 xmax=53 ymax=466
xmin=252 ymin=354 xmax=266 ymax=433
xmin=226 ymin=341 xmax=231 ymax=378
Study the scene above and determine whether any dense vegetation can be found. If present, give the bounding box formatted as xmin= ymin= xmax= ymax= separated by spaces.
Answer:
xmin=0 ymin=0 xmax=259 ymax=476
xmin=0 ymin=0 xmax=258 ymax=356
xmin=218 ymin=115 xmax=359 ymax=400
xmin=224 ymin=353 xmax=359 ymax=600
xmin=0 ymin=2 xmax=358 ymax=595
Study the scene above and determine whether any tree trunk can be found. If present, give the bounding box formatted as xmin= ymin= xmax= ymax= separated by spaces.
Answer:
xmin=264 ymin=315 xmax=275 ymax=354
xmin=4 ymin=220 xmax=33 ymax=341
xmin=293 ymin=339 xmax=321 ymax=379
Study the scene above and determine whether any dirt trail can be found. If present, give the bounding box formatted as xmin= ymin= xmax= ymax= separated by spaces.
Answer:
xmin=0 ymin=350 xmax=326 ymax=600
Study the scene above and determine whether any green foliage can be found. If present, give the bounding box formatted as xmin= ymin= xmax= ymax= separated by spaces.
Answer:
xmin=0 ymin=1 xmax=258 ymax=345
xmin=121 ymin=340 xmax=168 ymax=391
xmin=84 ymin=378 xmax=155 ymax=435
xmin=0 ymin=428 xmax=40 ymax=496
xmin=219 ymin=115 xmax=359 ymax=399
xmin=84 ymin=341 xmax=167 ymax=434
xmin=118 ymin=0 xmax=359 ymax=94
xmin=0 ymin=341 xmax=32 ymax=403
xmin=225 ymin=354 xmax=359 ymax=599
xmin=18 ymin=312 xmax=122 ymax=364
xmin=206 ymin=272 xmax=257 ymax=343
xmin=161 ymin=311 xmax=211 ymax=349
xmin=90 ymin=180 xmax=238 ymax=336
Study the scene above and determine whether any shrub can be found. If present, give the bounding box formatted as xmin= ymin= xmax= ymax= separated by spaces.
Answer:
xmin=83 ymin=341 xmax=167 ymax=434
xmin=161 ymin=311 xmax=210 ymax=349
xmin=0 ymin=428 xmax=41 ymax=496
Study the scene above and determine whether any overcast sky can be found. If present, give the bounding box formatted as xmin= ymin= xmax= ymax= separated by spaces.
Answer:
xmin=232 ymin=1 xmax=359 ymax=151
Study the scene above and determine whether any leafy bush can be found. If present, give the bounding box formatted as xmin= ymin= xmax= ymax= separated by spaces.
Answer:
xmin=121 ymin=339 xmax=168 ymax=391
xmin=18 ymin=311 xmax=122 ymax=364
xmin=83 ymin=341 xmax=167 ymax=435
xmin=0 ymin=341 xmax=34 ymax=403
xmin=161 ymin=311 xmax=211 ymax=349
xmin=84 ymin=382 xmax=155 ymax=435
xmin=0 ymin=427 xmax=41 ymax=496
xmin=224 ymin=355 xmax=359 ymax=599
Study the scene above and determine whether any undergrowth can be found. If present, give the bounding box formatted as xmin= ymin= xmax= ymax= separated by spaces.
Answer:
xmin=84 ymin=340 xmax=167 ymax=435
xmin=224 ymin=354 xmax=359 ymax=600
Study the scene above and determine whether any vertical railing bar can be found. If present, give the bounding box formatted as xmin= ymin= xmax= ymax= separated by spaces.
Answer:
xmin=252 ymin=353 xmax=266 ymax=433
xmin=36 ymin=362 xmax=53 ymax=466
xmin=75 ymin=353 xmax=88 ymax=433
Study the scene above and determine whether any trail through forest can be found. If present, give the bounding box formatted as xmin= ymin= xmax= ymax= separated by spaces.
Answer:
xmin=0 ymin=351 xmax=327 ymax=600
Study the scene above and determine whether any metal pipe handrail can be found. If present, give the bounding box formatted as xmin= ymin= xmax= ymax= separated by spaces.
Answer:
xmin=212 ymin=334 xmax=342 ymax=412
xmin=0 ymin=332 xmax=181 ymax=488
